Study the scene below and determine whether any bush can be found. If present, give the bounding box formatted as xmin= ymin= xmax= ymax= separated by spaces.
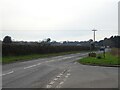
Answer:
xmin=97 ymin=56 xmax=102 ymax=59
xmin=88 ymin=53 xmax=96 ymax=57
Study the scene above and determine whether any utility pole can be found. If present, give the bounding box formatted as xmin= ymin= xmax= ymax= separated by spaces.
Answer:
xmin=89 ymin=29 xmax=97 ymax=57
xmin=91 ymin=29 xmax=97 ymax=50
xmin=92 ymin=29 xmax=97 ymax=42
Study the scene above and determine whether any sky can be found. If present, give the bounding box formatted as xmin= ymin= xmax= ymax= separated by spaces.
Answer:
xmin=0 ymin=0 xmax=119 ymax=42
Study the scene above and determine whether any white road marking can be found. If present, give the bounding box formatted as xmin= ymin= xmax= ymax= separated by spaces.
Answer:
xmin=46 ymin=85 xmax=52 ymax=88
xmin=56 ymin=85 xmax=61 ymax=88
xmin=59 ymin=73 xmax=63 ymax=76
xmin=54 ymin=78 xmax=58 ymax=81
xmin=50 ymin=60 xmax=55 ymax=62
xmin=45 ymin=61 xmax=50 ymax=63
xmin=62 ymin=57 xmax=68 ymax=59
xmin=67 ymin=73 xmax=71 ymax=76
xmin=45 ymin=60 xmax=55 ymax=63
xmin=56 ymin=75 xmax=61 ymax=78
xmin=48 ymin=56 xmax=75 ymax=62
xmin=63 ymin=70 xmax=66 ymax=72
xmin=57 ymin=59 xmax=62 ymax=61
xmin=24 ymin=64 xmax=38 ymax=69
xmin=37 ymin=63 xmax=41 ymax=65
xmin=46 ymin=69 xmax=71 ymax=88
xmin=65 ymin=75 xmax=68 ymax=78
xmin=0 ymin=71 xmax=14 ymax=76
xmin=57 ymin=57 xmax=71 ymax=61
xmin=59 ymin=81 xmax=64 ymax=85
xmin=74 ymin=62 xmax=77 ymax=64
xmin=24 ymin=57 xmax=71 ymax=70
xmin=56 ymin=56 xmax=63 ymax=58
xmin=49 ymin=81 xmax=55 ymax=85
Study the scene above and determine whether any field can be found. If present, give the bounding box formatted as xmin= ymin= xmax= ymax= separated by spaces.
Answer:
xmin=78 ymin=48 xmax=120 ymax=66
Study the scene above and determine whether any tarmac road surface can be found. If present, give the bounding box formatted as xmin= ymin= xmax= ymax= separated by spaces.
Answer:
xmin=2 ymin=52 xmax=118 ymax=88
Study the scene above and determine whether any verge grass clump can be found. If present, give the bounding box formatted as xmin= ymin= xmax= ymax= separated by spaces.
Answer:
xmin=78 ymin=49 xmax=119 ymax=66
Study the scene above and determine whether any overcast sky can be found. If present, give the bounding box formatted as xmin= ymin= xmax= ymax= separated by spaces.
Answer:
xmin=0 ymin=0 xmax=119 ymax=42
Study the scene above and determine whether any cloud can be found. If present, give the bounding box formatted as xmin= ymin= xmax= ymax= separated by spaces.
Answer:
xmin=0 ymin=0 xmax=118 ymax=41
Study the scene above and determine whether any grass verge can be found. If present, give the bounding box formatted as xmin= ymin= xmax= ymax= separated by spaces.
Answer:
xmin=78 ymin=52 xmax=120 ymax=67
xmin=2 ymin=51 xmax=86 ymax=64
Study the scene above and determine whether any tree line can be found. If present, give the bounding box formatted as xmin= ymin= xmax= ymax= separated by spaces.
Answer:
xmin=2 ymin=44 xmax=89 ymax=56
xmin=2 ymin=35 xmax=120 ymax=56
xmin=97 ymin=36 xmax=120 ymax=48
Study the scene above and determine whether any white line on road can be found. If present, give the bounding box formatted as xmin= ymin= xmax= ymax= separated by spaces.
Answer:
xmin=24 ymin=63 xmax=41 ymax=69
xmin=59 ymin=81 xmax=64 ymax=85
xmin=56 ymin=85 xmax=61 ymax=88
xmin=49 ymin=81 xmax=55 ymax=85
xmin=56 ymin=75 xmax=61 ymax=78
xmin=54 ymin=78 xmax=58 ymax=81
xmin=45 ymin=60 xmax=55 ymax=63
xmin=46 ymin=85 xmax=52 ymax=88
xmin=49 ymin=60 xmax=55 ymax=62
xmin=37 ymin=63 xmax=41 ymax=65
xmin=56 ymin=56 xmax=63 ymax=58
xmin=59 ymin=73 xmax=63 ymax=76
xmin=67 ymin=73 xmax=71 ymax=76
xmin=24 ymin=65 xmax=37 ymax=69
xmin=0 ymin=71 xmax=14 ymax=76
xmin=65 ymin=75 xmax=68 ymax=78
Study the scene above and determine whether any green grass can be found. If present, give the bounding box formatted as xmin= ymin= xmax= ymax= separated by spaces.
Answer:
xmin=78 ymin=52 xmax=120 ymax=66
xmin=2 ymin=51 xmax=86 ymax=64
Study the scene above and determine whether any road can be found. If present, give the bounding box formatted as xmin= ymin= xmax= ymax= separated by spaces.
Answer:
xmin=2 ymin=52 xmax=118 ymax=88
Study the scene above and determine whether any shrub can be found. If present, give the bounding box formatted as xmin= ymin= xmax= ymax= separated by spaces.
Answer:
xmin=88 ymin=53 xmax=96 ymax=57
xmin=97 ymin=56 xmax=102 ymax=59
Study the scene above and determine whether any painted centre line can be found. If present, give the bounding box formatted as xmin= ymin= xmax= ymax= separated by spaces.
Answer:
xmin=24 ymin=63 xmax=41 ymax=69
xmin=0 ymin=71 xmax=14 ymax=76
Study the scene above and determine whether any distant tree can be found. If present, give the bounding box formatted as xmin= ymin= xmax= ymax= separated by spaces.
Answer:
xmin=63 ymin=41 xmax=67 ymax=44
xmin=89 ymin=39 xmax=93 ymax=43
xmin=3 ymin=36 xmax=12 ymax=44
xmin=40 ymin=38 xmax=51 ymax=46
xmin=46 ymin=38 xmax=51 ymax=43
xmin=103 ymin=37 xmax=109 ymax=47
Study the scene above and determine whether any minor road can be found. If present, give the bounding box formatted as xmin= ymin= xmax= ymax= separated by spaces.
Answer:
xmin=2 ymin=52 xmax=118 ymax=88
